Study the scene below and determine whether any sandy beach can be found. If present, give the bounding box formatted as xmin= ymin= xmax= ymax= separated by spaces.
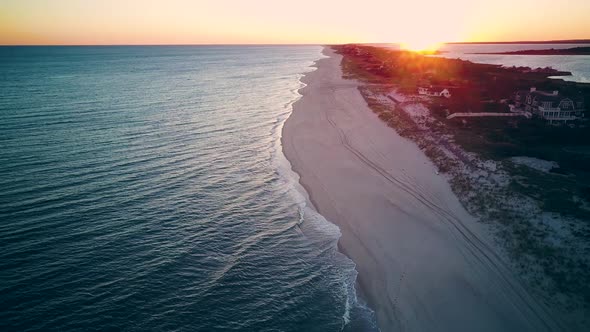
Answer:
xmin=282 ymin=47 xmax=563 ymax=331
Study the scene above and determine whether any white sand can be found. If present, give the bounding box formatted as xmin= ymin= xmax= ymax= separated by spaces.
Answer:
xmin=282 ymin=47 xmax=563 ymax=331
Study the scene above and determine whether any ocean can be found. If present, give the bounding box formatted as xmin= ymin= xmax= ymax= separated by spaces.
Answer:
xmin=0 ymin=46 xmax=376 ymax=331
xmin=436 ymin=43 xmax=590 ymax=83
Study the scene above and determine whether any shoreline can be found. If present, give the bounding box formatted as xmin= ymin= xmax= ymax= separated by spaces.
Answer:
xmin=282 ymin=46 xmax=563 ymax=331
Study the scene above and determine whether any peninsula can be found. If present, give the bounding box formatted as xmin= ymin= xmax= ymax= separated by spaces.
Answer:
xmin=281 ymin=46 xmax=582 ymax=331
xmin=471 ymin=46 xmax=590 ymax=55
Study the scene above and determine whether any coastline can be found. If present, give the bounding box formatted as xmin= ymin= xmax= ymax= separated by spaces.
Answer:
xmin=282 ymin=47 xmax=563 ymax=331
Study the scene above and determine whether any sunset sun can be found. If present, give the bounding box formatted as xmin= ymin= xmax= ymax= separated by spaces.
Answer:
xmin=400 ymin=39 xmax=443 ymax=52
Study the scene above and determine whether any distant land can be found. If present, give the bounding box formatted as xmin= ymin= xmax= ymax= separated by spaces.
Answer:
xmin=447 ymin=39 xmax=590 ymax=44
xmin=471 ymin=46 xmax=590 ymax=55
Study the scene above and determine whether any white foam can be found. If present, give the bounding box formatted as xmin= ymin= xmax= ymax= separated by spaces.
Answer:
xmin=271 ymin=47 xmax=376 ymax=329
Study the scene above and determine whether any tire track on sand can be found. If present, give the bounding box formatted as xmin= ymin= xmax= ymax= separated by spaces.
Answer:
xmin=322 ymin=82 xmax=557 ymax=330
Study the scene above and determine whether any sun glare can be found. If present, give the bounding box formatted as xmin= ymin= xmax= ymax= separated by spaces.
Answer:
xmin=400 ymin=40 xmax=442 ymax=53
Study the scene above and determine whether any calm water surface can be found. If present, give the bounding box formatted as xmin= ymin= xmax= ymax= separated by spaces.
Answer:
xmin=0 ymin=46 xmax=377 ymax=331
xmin=438 ymin=43 xmax=590 ymax=83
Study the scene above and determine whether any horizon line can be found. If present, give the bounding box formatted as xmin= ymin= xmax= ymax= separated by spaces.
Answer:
xmin=1 ymin=39 xmax=590 ymax=47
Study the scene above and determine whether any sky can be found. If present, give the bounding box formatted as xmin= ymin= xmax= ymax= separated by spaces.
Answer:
xmin=1 ymin=0 xmax=589 ymax=46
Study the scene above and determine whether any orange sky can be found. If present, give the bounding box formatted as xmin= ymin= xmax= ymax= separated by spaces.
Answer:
xmin=1 ymin=0 xmax=589 ymax=45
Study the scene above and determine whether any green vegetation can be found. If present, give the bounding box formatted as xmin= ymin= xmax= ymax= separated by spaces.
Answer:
xmin=336 ymin=44 xmax=588 ymax=113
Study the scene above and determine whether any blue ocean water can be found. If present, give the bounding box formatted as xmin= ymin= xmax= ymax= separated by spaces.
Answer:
xmin=0 ymin=46 xmax=376 ymax=331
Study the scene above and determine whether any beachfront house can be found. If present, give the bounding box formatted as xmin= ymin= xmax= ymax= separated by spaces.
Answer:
xmin=418 ymin=87 xmax=451 ymax=98
xmin=514 ymin=87 xmax=585 ymax=124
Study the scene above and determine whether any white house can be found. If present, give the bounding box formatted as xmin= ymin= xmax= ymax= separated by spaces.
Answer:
xmin=514 ymin=87 xmax=585 ymax=124
xmin=418 ymin=87 xmax=451 ymax=98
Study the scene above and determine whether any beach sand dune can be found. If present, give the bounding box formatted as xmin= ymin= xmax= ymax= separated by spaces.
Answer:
xmin=282 ymin=47 xmax=563 ymax=331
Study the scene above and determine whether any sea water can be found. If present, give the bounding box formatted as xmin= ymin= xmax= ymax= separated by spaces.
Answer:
xmin=437 ymin=43 xmax=590 ymax=83
xmin=0 ymin=46 xmax=377 ymax=331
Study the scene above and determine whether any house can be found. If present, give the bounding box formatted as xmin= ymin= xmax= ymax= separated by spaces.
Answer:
xmin=418 ymin=87 xmax=451 ymax=98
xmin=514 ymin=87 xmax=585 ymax=124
